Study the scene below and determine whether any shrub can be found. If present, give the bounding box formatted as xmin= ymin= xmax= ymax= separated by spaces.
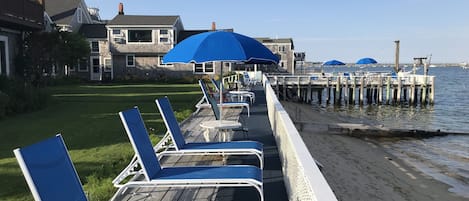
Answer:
xmin=0 ymin=76 xmax=50 ymax=117
xmin=0 ymin=91 xmax=9 ymax=118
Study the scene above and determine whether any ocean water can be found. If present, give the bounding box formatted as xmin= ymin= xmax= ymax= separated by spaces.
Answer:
xmin=315 ymin=66 xmax=469 ymax=198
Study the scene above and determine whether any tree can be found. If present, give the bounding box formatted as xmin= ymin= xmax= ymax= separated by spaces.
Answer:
xmin=57 ymin=32 xmax=90 ymax=75
xmin=19 ymin=31 xmax=90 ymax=85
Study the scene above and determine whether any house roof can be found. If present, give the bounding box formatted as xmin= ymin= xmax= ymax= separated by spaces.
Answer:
xmin=177 ymin=29 xmax=233 ymax=43
xmin=107 ymin=15 xmax=179 ymax=26
xmin=256 ymin=38 xmax=293 ymax=44
xmin=45 ymin=0 xmax=82 ymax=25
xmin=256 ymin=37 xmax=294 ymax=49
xmin=79 ymin=24 xmax=107 ymax=38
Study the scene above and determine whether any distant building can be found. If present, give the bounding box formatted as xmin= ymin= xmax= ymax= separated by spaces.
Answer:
xmin=36 ymin=1 xmax=289 ymax=80
xmin=294 ymin=52 xmax=306 ymax=68
xmin=256 ymin=38 xmax=294 ymax=73
xmin=0 ymin=0 xmax=44 ymax=77
xmin=77 ymin=24 xmax=110 ymax=80
xmin=106 ymin=7 xmax=194 ymax=80
xmin=44 ymin=0 xmax=99 ymax=32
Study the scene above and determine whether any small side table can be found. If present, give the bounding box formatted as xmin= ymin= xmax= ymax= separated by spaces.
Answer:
xmin=200 ymin=120 xmax=242 ymax=142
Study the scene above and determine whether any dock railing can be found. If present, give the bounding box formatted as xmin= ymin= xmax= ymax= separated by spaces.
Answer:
xmin=262 ymin=74 xmax=338 ymax=201
xmin=265 ymin=73 xmax=435 ymax=105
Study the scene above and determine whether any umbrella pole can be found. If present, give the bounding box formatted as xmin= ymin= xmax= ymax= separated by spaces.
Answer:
xmin=219 ymin=61 xmax=223 ymax=121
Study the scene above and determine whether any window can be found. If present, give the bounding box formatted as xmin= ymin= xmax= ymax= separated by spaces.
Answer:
xmin=278 ymin=46 xmax=285 ymax=52
xmin=76 ymin=8 xmax=82 ymax=23
xmin=128 ymin=30 xmax=152 ymax=43
xmin=78 ymin=59 xmax=88 ymax=72
xmin=193 ymin=62 xmax=214 ymax=74
xmin=194 ymin=63 xmax=204 ymax=73
xmin=91 ymin=41 xmax=99 ymax=52
xmin=104 ymin=58 xmax=112 ymax=72
xmin=160 ymin=29 xmax=168 ymax=35
xmin=159 ymin=37 xmax=169 ymax=43
xmin=112 ymin=29 xmax=121 ymax=35
xmin=158 ymin=29 xmax=171 ymax=44
xmin=126 ymin=55 xmax=135 ymax=67
xmin=159 ymin=56 xmax=172 ymax=67
xmin=205 ymin=62 xmax=214 ymax=73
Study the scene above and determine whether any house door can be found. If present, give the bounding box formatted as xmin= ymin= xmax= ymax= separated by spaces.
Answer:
xmin=90 ymin=57 xmax=102 ymax=81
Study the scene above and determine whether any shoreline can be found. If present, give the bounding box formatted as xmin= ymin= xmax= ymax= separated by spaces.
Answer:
xmin=281 ymin=101 xmax=467 ymax=201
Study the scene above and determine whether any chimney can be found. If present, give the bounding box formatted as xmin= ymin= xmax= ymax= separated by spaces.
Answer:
xmin=211 ymin=22 xmax=216 ymax=31
xmin=118 ymin=3 xmax=124 ymax=15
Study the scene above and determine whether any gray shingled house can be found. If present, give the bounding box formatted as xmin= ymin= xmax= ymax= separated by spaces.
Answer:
xmin=1 ymin=0 xmax=44 ymax=77
xmin=77 ymin=24 xmax=111 ymax=81
xmin=106 ymin=14 xmax=198 ymax=80
xmin=44 ymin=0 xmax=99 ymax=32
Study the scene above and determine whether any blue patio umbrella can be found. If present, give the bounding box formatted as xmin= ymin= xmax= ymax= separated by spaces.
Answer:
xmin=163 ymin=31 xmax=279 ymax=64
xmin=163 ymin=31 xmax=278 ymax=120
xmin=323 ymin=60 xmax=345 ymax=66
xmin=356 ymin=57 xmax=378 ymax=64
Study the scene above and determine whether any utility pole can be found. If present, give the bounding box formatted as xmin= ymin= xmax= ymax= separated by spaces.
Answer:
xmin=394 ymin=40 xmax=400 ymax=73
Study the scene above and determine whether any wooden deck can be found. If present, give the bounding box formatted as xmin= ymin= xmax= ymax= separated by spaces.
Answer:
xmin=112 ymin=87 xmax=288 ymax=201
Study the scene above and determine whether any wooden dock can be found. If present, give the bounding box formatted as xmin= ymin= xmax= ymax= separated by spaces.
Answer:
xmin=111 ymin=88 xmax=288 ymax=201
xmin=267 ymin=73 xmax=435 ymax=106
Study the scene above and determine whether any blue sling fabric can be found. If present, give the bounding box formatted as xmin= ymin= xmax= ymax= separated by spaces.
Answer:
xmin=119 ymin=108 xmax=162 ymax=180
xmin=15 ymin=134 xmax=87 ymax=201
xmin=155 ymin=97 xmax=187 ymax=149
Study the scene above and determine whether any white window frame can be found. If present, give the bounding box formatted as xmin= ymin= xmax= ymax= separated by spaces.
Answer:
xmin=90 ymin=41 xmax=99 ymax=53
xmin=78 ymin=59 xmax=88 ymax=72
xmin=76 ymin=8 xmax=82 ymax=23
xmin=126 ymin=54 xmax=135 ymax=67
xmin=90 ymin=56 xmax=100 ymax=73
xmin=127 ymin=29 xmax=154 ymax=44
xmin=158 ymin=29 xmax=171 ymax=44
xmin=193 ymin=62 xmax=214 ymax=74
xmin=158 ymin=56 xmax=173 ymax=67
xmin=0 ymin=36 xmax=10 ymax=76
xmin=104 ymin=58 xmax=112 ymax=72
xmin=112 ymin=29 xmax=121 ymax=35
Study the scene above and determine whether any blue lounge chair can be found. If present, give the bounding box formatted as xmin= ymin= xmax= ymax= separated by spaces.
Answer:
xmin=197 ymin=79 xmax=250 ymax=116
xmin=211 ymin=78 xmax=256 ymax=104
xmin=202 ymin=89 xmax=250 ymax=138
xmin=114 ymin=107 xmax=264 ymax=200
xmin=156 ymin=97 xmax=262 ymax=167
xmin=13 ymin=134 xmax=88 ymax=201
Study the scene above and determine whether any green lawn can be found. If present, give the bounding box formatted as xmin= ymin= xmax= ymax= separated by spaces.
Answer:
xmin=0 ymin=83 xmax=201 ymax=201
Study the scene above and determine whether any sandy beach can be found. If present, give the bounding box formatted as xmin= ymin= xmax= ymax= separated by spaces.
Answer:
xmin=281 ymin=101 xmax=467 ymax=201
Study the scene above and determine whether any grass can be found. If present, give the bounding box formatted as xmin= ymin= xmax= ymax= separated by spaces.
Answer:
xmin=0 ymin=83 xmax=202 ymax=201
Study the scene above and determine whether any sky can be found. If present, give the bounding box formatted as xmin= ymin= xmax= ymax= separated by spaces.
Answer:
xmin=85 ymin=0 xmax=469 ymax=63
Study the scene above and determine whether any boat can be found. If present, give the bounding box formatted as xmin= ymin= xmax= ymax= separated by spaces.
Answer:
xmin=459 ymin=62 xmax=469 ymax=69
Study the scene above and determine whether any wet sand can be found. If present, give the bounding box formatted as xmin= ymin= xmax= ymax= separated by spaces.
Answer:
xmin=281 ymin=101 xmax=467 ymax=201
